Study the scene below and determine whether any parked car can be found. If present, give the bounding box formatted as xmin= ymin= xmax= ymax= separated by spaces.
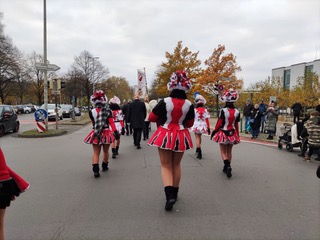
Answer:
xmin=15 ymin=105 xmax=24 ymax=114
xmin=22 ymin=105 xmax=32 ymax=114
xmin=40 ymin=104 xmax=63 ymax=120
xmin=73 ymin=107 xmax=81 ymax=116
xmin=0 ymin=105 xmax=20 ymax=137
xmin=61 ymin=104 xmax=73 ymax=118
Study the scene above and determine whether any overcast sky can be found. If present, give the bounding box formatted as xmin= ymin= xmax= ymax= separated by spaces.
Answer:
xmin=1 ymin=0 xmax=320 ymax=88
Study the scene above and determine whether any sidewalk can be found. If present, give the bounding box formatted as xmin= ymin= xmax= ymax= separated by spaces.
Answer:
xmin=208 ymin=116 xmax=294 ymax=144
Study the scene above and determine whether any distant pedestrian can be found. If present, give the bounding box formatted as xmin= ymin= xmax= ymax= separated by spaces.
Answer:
xmin=0 ymin=148 xmax=29 ymax=240
xmin=265 ymin=101 xmax=279 ymax=140
xmin=249 ymin=104 xmax=263 ymax=139
xmin=211 ymin=88 xmax=240 ymax=178
xmin=291 ymin=102 xmax=303 ymax=124
xmin=121 ymin=100 xmax=130 ymax=136
xmin=143 ymin=97 xmax=151 ymax=141
xmin=258 ymin=100 xmax=267 ymax=133
xmin=243 ymin=99 xmax=254 ymax=134
xmin=190 ymin=94 xmax=210 ymax=159
xmin=148 ymin=70 xmax=194 ymax=211
xmin=127 ymin=95 xmax=146 ymax=149
xmin=109 ymin=96 xmax=125 ymax=159
xmin=83 ymin=90 xmax=120 ymax=178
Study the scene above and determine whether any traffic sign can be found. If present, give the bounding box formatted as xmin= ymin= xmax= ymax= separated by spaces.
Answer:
xmin=51 ymin=90 xmax=61 ymax=95
xmin=34 ymin=109 xmax=48 ymax=121
xmin=35 ymin=62 xmax=60 ymax=71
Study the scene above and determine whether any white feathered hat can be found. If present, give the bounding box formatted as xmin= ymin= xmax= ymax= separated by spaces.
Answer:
xmin=90 ymin=90 xmax=108 ymax=105
xmin=194 ymin=94 xmax=206 ymax=105
xmin=109 ymin=96 xmax=121 ymax=105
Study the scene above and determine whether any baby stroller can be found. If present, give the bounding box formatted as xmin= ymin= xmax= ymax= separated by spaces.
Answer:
xmin=278 ymin=122 xmax=304 ymax=152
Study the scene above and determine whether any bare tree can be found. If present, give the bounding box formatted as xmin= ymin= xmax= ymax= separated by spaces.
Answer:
xmin=71 ymin=50 xmax=109 ymax=107
xmin=0 ymin=14 xmax=21 ymax=103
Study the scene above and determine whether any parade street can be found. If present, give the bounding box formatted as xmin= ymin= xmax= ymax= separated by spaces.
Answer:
xmin=1 ymin=123 xmax=319 ymax=240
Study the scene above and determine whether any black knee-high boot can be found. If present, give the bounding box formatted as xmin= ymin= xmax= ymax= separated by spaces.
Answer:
xmin=173 ymin=187 xmax=179 ymax=202
xmin=223 ymin=160 xmax=232 ymax=178
xmin=112 ymin=148 xmax=116 ymax=159
xmin=196 ymin=148 xmax=202 ymax=159
xmin=115 ymin=146 xmax=119 ymax=155
xmin=102 ymin=161 xmax=109 ymax=172
xmin=92 ymin=164 xmax=100 ymax=178
xmin=164 ymin=186 xmax=176 ymax=211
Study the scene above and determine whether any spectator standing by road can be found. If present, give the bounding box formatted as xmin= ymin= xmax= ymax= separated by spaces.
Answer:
xmin=83 ymin=90 xmax=120 ymax=178
xmin=211 ymin=89 xmax=240 ymax=179
xmin=148 ymin=70 xmax=194 ymax=211
xmin=190 ymin=94 xmax=210 ymax=159
xmin=291 ymin=102 xmax=303 ymax=124
xmin=249 ymin=104 xmax=263 ymax=139
xmin=127 ymin=95 xmax=146 ymax=149
xmin=243 ymin=99 xmax=254 ymax=134
xmin=265 ymin=101 xmax=279 ymax=140
xmin=259 ymin=100 xmax=267 ymax=133
xmin=303 ymin=111 xmax=320 ymax=162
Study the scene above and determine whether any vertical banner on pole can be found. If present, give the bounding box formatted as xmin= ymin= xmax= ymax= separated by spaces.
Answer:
xmin=137 ymin=69 xmax=146 ymax=99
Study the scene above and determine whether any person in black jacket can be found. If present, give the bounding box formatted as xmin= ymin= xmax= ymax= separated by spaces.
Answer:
xmin=121 ymin=100 xmax=131 ymax=135
xmin=243 ymin=99 xmax=254 ymax=134
xmin=127 ymin=95 xmax=147 ymax=149
xmin=291 ymin=102 xmax=302 ymax=124
xmin=249 ymin=104 xmax=263 ymax=139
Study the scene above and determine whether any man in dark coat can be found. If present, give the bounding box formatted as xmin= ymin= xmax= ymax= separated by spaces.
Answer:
xmin=127 ymin=95 xmax=147 ymax=149
xmin=121 ymin=100 xmax=132 ymax=135
xmin=291 ymin=102 xmax=302 ymax=124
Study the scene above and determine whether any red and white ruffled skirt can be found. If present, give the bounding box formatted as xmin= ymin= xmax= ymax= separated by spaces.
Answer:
xmin=84 ymin=129 xmax=115 ymax=145
xmin=148 ymin=125 xmax=193 ymax=152
xmin=211 ymin=129 xmax=240 ymax=144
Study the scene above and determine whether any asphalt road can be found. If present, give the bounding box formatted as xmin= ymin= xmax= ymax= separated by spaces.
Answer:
xmin=1 ymin=123 xmax=319 ymax=240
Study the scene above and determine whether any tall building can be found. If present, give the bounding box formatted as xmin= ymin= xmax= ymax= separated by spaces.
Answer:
xmin=272 ymin=59 xmax=320 ymax=90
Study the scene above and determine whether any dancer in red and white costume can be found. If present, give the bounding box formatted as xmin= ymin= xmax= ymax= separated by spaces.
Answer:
xmin=109 ymin=96 xmax=125 ymax=159
xmin=0 ymin=148 xmax=29 ymax=240
xmin=84 ymin=90 xmax=119 ymax=178
xmin=148 ymin=70 xmax=194 ymax=211
xmin=190 ymin=94 xmax=211 ymax=159
xmin=211 ymin=88 xmax=240 ymax=178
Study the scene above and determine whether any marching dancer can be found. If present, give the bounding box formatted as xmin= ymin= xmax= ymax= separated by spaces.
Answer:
xmin=148 ymin=70 xmax=194 ymax=211
xmin=211 ymin=88 xmax=240 ymax=178
xmin=84 ymin=90 xmax=120 ymax=178
xmin=0 ymin=148 xmax=29 ymax=240
xmin=109 ymin=96 xmax=125 ymax=158
xmin=190 ymin=94 xmax=211 ymax=159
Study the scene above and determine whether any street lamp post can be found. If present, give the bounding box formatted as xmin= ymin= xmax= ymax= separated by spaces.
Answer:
xmin=89 ymin=56 xmax=99 ymax=94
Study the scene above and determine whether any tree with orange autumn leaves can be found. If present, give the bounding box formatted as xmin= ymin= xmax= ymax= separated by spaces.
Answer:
xmin=150 ymin=42 xmax=243 ymax=115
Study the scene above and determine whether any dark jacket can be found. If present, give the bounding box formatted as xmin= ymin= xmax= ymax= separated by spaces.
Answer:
xmin=121 ymin=103 xmax=129 ymax=121
xmin=291 ymin=103 xmax=302 ymax=115
xmin=243 ymin=103 xmax=254 ymax=117
xmin=127 ymin=99 xmax=146 ymax=129
xmin=250 ymin=108 xmax=263 ymax=130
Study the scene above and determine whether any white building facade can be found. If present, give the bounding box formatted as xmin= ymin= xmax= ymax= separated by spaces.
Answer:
xmin=272 ymin=59 xmax=320 ymax=90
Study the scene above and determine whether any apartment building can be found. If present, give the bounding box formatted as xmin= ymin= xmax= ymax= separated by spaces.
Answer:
xmin=272 ymin=59 xmax=320 ymax=90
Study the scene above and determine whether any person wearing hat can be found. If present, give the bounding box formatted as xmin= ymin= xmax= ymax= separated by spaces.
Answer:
xmin=190 ymin=94 xmax=211 ymax=159
xmin=109 ymin=96 xmax=125 ymax=158
xmin=83 ymin=90 xmax=120 ymax=178
xmin=211 ymin=88 xmax=240 ymax=178
xmin=243 ymin=99 xmax=254 ymax=134
xmin=148 ymin=70 xmax=194 ymax=211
